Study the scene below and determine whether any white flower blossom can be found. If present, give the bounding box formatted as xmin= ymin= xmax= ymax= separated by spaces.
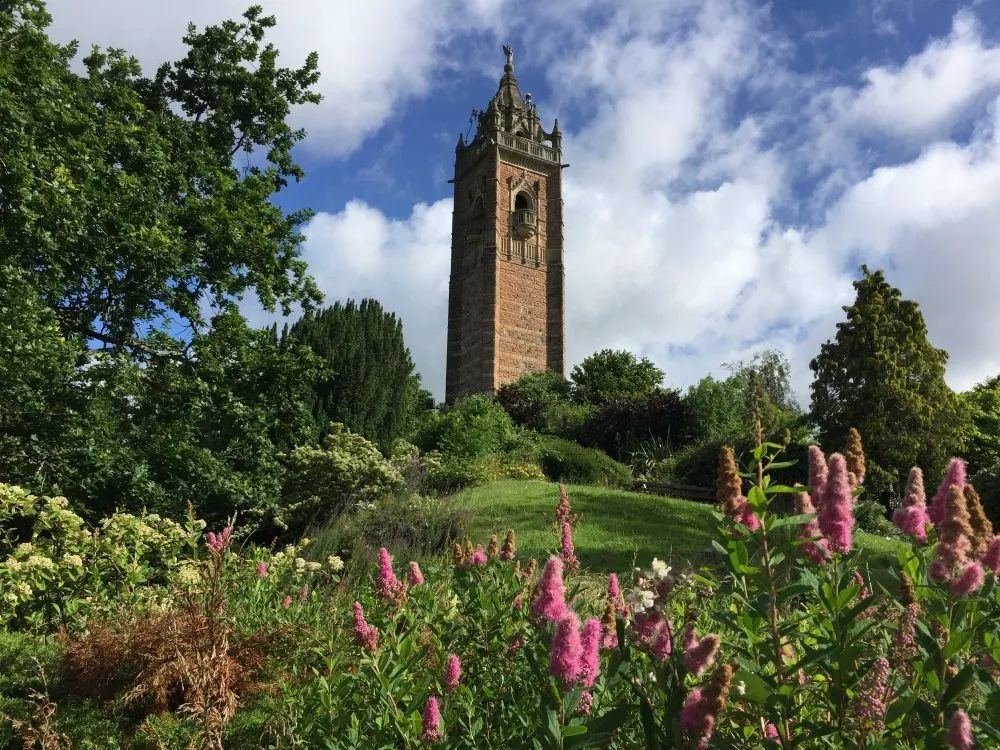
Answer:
xmin=63 ymin=553 xmax=84 ymax=568
xmin=627 ymin=587 xmax=655 ymax=613
xmin=735 ymin=681 xmax=747 ymax=696
xmin=26 ymin=555 xmax=55 ymax=570
xmin=650 ymin=558 xmax=671 ymax=579
xmin=327 ymin=555 xmax=345 ymax=572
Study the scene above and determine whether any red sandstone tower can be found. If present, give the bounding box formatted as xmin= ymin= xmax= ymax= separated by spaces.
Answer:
xmin=445 ymin=45 xmax=566 ymax=402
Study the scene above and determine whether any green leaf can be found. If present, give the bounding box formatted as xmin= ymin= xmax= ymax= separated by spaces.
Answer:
xmin=940 ymin=663 xmax=977 ymax=710
xmin=562 ymin=725 xmax=588 ymax=738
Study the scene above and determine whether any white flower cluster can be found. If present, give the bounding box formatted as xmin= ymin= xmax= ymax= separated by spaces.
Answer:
xmin=327 ymin=555 xmax=345 ymax=573
xmin=625 ymin=557 xmax=677 ymax=615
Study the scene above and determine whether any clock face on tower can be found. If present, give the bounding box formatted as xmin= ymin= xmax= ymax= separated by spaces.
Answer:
xmin=445 ymin=47 xmax=565 ymax=403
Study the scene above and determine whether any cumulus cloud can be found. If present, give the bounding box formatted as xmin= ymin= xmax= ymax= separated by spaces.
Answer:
xmin=43 ymin=1 xmax=1000 ymax=402
xmin=43 ymin=0 xmax=503 ymax=156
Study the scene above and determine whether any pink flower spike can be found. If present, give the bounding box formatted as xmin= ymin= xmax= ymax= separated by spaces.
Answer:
xmin=818 ymin=454 xmax=855 ymax=554
xmin=443 ymin=654 xmax=461 ymax=693
xmin=608 ymin=573 xmax=621 ymax=601
xmin=576 ymin=691 xmax=594 ymax=716
xmin=680 ymin=688 xmax=706 ymax=734
xmin=281 ymin=595 xmax=292 ymax=609
xmin=894 ymin=505 xmax=930 ymax=542
xmin=300 ymin=583 xmax=309 ymax=601
xmin=765 ymin=723 xmax=780 ymax=740
xmin=982 ymin=536 xmax=1000 ymax=574
xmin=795 ymin=491 xmax=828 ymax=564
xmin=407 ymin=561 xmax=424 ymax=586
xmin=651 ymin=622 xmax=673 ymax=660
xmin=560 ymin=522 xmax=581 ymax=572
xmin=930 ymin=458 xmax=967 ymax=526
xmin=257 ymin=561 xmax=268 ymax=578
xmin=421 ymin=696 xmax=444 ymax=743
xmin=947 ymin=709 xmax=974 ymax=750
xmin=808 ymin=446 xmax=828 ymax=510
xmin=376 ymin=547 xmax=407 ymax=604
xmin=683 ymin=633 xmax=721 ymax=677
xmin=514 ymin=592 xmax=523 ymax=610
xmin=531 ymin=556 xmax=568 ymax=623
xmin=469 ymin=544 xmax=488 ymax=566
xmin=579 ymin=618 xmax=601 ymax=687
xmin=950 ymin=562 xmax=985 ymax=596
xmin=550 ymin=613 xmax=583 ymax=688
xmin=352 ymin=602 xmax=379 ymax=652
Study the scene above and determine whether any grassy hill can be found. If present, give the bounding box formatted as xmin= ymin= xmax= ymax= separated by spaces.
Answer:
xmin=454 ymin=479 xmax=904 ymax=578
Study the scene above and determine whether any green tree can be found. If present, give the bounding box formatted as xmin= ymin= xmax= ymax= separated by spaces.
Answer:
xmin=496 ymin=370 xmax=572 ymax=429
xmin=960 ymin=375 xmax=1000 ymax=475
xmin=724 ymin=349 xmax=799 ymax=435
xmin=809 ymin=267 xmax=967 ymax=501
xmin=281 ymin=300 xmax=419 ymax=449
xmin=0 ymin=3 xmax=325 ymax=522
xmin=570 ymin=349 xmax=664 ymax=406
xmin=683 ymin=376 xmax=747 ymax=444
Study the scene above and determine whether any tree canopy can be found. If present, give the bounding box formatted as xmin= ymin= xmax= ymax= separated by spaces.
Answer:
xmin=960 ymin=375 xmax=1000 ymax=476
xmin=809 ymin=266 xmax=967 ymax=500
xmin=0 ymin=2 xmax=327 ymax=524
xmin=570 ymin=349 xmax=665 ymax=405
xmin=280 ymin=300 xmax=425 ymax=449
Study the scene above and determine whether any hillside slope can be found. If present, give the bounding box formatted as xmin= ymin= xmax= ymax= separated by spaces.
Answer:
xmin=454 ymin=480 xmax=903 ymax=576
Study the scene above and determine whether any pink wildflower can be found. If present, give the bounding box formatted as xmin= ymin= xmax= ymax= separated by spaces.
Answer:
xmin=736 ymin=501 xmax=761 ymax=532
xmin=550 ymin=613 xmax=583 ymax=688
xmin=680 ymin=688 xmax=708 ymax=735
xmin=407 ymin=561 xmax=424 ymax=587
xmin=818 ymin=453 xmax=855 ymax=554
xmin=982 ymin=536 xmax=1000 ymax=574
xmin=934 ymin=485 xmax=974 ymax=582
xmin=765 ymin=723 xmax=780 ymax=741
xmin=376 ymin=547 xmax=407 ymax=603
xmin=855 ymin=657 xmax=890 ymax=733
xmin=257 ymin=561 xmax=268 ymax=578
xmin=947 ymin=709 xmax=974 ymax=750
xmin=281 ymin=595 xmax=292 ymax=609
xmin=300 ymin=583 xmax=309 ymax=601
xmin=894 ymin=467 xmax=930 ymax=541
xmin=808 ymin=446 xmax=828 ymax=511
xmin=421 ymin=696 xmax=444 ymax=743
xmin=576 ymin=691 xmax=594 ymax=715
xmin=579 ymin=618 xmax=601 ymax=687
xmin=556 ymin=484 xmax=572 ymax=525
xmin=853 ymin=571 xmax=871 ymax=601
xmin=930 ymin=458 xmax=967 ymax=526
xmin=507 ymin=635 xmax=524 ymax=657
xmin=469 ymin=545 xmax=488 ymax=566
xmin=443 ymin=654 xmax=461 ymax=693
xmin=951 ymin=562 xmax=985 ymax=596
xmin=514 ymin=593 xmax=523 ymax=610
xmin=890 ymin=603 xmax=918 ymax=671
xmin=352 ymin=602 xmax=379 ymax=652
xmin=560 ymin=522 xmax=580 ymax=572
xmin=531 ymin=556 xmax=568 ymax=623
xmin=795 ymin=491 xmax=828 ymax=564
xmin=206 ymin=526 xmax=232 ymax=553
xmin=631 ymin=610 xmax=662 ymax=646
xmin=683 ymin=632 xmax=721 ymax=677
xmin=650 ymin=621 xmax=673 ymax=660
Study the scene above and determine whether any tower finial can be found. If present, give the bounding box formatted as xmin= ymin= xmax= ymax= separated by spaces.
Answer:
xmin=502 ymin=44 xmax=514 ymax=73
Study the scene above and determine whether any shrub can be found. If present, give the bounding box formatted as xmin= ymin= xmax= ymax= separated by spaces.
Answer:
xmin=535 ymin=436 xmax=632 ymax=487
xmin=539 ymin=400 xmax=593 ymax=442
xmin=411 ymin=395 xmax=522 ymax=458
xmin=854 ymin=498 xmax=894 ymax=535
xmin=496 ymin=370 xmax=572 ymax=429
xmin=580 ymin=388 xmax=692 ymax=462
xmin=277 ymin=424 xmax=404 ymax=536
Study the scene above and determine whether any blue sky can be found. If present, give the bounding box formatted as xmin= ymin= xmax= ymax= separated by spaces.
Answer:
xmin=45 ymin=0 xmax=1000 ymax=402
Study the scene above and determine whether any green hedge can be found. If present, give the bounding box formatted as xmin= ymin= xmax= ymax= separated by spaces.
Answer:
xmin=534 ymin=436 xmax=633 ymax=488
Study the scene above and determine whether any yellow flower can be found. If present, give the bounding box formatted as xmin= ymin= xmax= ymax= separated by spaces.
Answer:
xmin=327 ymin=555 xmax=345 ymax=572
xmin=63 ymin=553 xmax=84 ymax=568
xmin=26 ymin=555 xmax=55 ymax=570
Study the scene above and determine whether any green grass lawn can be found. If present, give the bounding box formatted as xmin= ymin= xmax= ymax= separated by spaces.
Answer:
xmin=454 ymin=479 xmax=905 ymax=579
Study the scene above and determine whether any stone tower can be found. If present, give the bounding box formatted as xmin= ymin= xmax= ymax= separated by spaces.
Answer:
xmin=445 ymin=45 xmax=565 ymax=402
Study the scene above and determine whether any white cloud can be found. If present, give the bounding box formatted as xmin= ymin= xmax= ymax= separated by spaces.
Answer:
xmin=819 ymin=11 xmax=1000 ymax=142
xmin=42 ymin=0 xmax=502 ymax=157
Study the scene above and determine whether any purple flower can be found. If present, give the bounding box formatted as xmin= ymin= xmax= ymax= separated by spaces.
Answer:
xmin=443 ymin=653 xmax=461 ymax=693
xmin=818 ymin=454 xmax=855 ymax=554
xmin=531 ymin=556 xmax=568 ymax=623
xmin=579 ymin=618 xmax=601 ymax=687
xmin=929 ymin=458 xmax=967 ymax=526
xmin=550 ymin=613 xmax=583 ymax=688
xmin=407 ymin=561 xmax=424 ymax=587
xmin=947 ymin=709 xmax=973 ymax=750
xmin=421 ymin=696 xmax=444 ymax=743
xmin=560 ymin=522 xmax=581 ymax=572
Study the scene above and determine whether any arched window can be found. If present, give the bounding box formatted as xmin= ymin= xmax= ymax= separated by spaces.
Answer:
xmin=514 ymin=192 xmax=532 ymax=211
xmin=472 ymin=196 xmax=484 ymax=216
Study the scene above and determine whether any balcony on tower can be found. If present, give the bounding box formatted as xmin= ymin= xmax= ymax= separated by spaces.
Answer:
xmin=511 ymin=192 xmax=537 ymax=240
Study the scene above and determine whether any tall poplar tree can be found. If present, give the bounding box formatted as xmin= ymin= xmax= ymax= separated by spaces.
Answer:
xmin=809 ymin=267 xmax=967 ymax=501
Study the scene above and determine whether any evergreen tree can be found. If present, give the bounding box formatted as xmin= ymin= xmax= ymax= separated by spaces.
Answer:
xmin=809 ymin=267 xmax=967 ymax=501
xmin=960 ymin=375 xmax=1000 ymax=475
xmin=282 ymin=300 xmax=420 ymax=448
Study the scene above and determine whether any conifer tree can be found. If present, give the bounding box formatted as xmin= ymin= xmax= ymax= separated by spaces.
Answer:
xmin=810 ymin=267 xmax=967 ymax=501
xmin=282 ymin=299 xmax=422 ymax=448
